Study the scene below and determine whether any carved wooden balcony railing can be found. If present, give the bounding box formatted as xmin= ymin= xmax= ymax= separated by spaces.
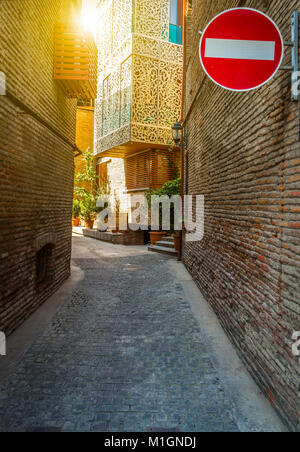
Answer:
xmin=54 ymin=23 xmax=97 ymax=100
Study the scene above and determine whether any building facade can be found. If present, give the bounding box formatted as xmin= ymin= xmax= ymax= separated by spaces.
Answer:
xmin=75 ymin=104 xmax=95 ymax=194
xmin=94 ymin=0 xmax=183 ymax=221
xmin=183 ymin=0 xmax=300 ymax=430
xmin=0 ymin=0 xmax=96 ymax=334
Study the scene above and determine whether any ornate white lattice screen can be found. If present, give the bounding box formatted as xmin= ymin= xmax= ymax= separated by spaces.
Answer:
xmin=95 ymin=0 xmax=183 ymax=156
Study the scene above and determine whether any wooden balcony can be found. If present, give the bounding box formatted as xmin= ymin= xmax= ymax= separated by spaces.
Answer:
xmin=54 ymin=23 xmax=97 ymax=100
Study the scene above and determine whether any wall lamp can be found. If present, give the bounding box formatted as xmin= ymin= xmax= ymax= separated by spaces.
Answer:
xmin=172 ymin=122 xmax=184 ymax=145
xmin=172 ymin=121 xmax=189 ymax=150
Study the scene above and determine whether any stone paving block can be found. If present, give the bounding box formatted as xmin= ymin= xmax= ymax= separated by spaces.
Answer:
xmin=95 ymin=412 xmax=111 ymax=422
xmin=90 ymin=422 xmax=107 ymax=432
xmin=0 ymin=247 xmax=240 ymax=432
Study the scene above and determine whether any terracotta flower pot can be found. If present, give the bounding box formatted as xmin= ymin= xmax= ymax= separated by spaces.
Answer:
xmin=150 ymin=231 xmax=166 ymax=246
xmin=173 ymin=233 xmax=180 ymax=251
xmin=85 ymin=220 xmax=94 ymax=229
xmin=72 ymin=218 xmax=80 ymax=227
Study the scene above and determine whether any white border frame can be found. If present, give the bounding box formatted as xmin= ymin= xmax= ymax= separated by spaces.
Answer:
xmin=199 ymin=8 xmax=285 ymax=92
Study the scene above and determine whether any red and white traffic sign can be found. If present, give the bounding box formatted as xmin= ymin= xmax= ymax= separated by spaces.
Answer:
xmin=199 ymin=8 xmax=284 ymax=92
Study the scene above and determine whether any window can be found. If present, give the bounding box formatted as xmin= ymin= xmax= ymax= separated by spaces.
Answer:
xmin=125 ymin=150 xmax=180 ymax=191
xmin=169 ymin=0 xmax=183 ymax=45
xmin=125 ymin=152 xmax=150 ymax=190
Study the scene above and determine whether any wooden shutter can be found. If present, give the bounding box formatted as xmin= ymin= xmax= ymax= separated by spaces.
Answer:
xmin=125 ymin=152 xmax=150 ymax=190
xmin=149 ymin=150 xmax=180 ymax=190
xmin=97 ymin=162 xmax=108 ymax=186
xmin=125 ymin=150 xmax=180 ymax=191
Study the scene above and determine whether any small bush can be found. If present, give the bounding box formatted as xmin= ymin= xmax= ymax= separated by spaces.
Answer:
xmin=80 ymin=194 xmax=100 ymax=222
xmin=145 ymin=178 xmax=181 ymax=203
xmin=72 ymin=199 xmax=81 ymax=219
xmin=145 ymin=179 xmax=182 ymax=232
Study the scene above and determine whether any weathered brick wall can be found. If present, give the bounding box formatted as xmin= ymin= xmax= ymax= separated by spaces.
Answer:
xmin=0 ymin=0 xmax=79 ymax=335
xmin=0 ymin=0 xmax=80 ymax=142
xmin=183 ymin=0 xmax=300 ymax=430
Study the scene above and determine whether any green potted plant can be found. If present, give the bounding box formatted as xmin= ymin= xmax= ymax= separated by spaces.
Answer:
xmin=146 ymin=178 xmax=181 ymax=246
xmin=145 ymin=188 xmax=166 ymax=245
xmin=74 ymin=148 xmax=111 ymax=230
xmin=80 ymin=194 xmax=100 ymax=229
xmin=72 ymin=199 xmax=81 ymax=227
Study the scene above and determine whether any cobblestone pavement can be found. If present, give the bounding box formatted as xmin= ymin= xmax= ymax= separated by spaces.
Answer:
xmin=0 ymin=236 xmax=240 ymax=432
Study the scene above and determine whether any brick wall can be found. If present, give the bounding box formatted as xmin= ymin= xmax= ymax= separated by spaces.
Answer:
xmin=0 ymin=0 xmax=79 ymax=335
xmin=183 ymin=0 xmax=300 ymax=430
xmin=101 ymin=157 xmax=128 ymax=216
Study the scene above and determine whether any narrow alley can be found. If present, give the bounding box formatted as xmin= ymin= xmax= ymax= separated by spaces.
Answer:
xmin=0 ymin=236 xmax=284 ymax=432
xmin=1 ymin=0 xmax=299 ymax=435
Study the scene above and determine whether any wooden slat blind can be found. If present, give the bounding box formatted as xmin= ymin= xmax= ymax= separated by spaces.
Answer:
xmin=150 ymin=150 xmax=179 ymax=190
xmin=125 ymin=152 xmax=150 ymax=190
xmin=125 ymin=150 xmax=180 ymax=191
xmin=97 ymin=162 xmax=109 ymax=187
xmin=54 ymin=23 xmax=98 ymax=100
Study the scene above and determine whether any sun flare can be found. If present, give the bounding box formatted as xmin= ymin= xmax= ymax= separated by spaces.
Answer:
xmin=81 ymin=0 xmax=97 ymax=38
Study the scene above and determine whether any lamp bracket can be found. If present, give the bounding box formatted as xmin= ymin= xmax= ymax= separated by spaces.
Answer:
xmin=183 ymin=133 xmax=189 ymax=151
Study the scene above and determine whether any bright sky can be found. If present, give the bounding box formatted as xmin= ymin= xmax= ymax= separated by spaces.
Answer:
xmin=81 ymin=0 xmax=98 ymax=38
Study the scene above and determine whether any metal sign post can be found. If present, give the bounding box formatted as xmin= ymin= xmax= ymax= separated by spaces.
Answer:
xmin=291 ymin=11 xmax=299 ymax=101
xmin=282 ymin=12 xmax=299 ymax=100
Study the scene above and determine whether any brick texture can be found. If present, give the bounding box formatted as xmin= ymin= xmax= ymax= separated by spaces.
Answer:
xmin=0 ymin=0 xmax=79 ymax=335
xmin=183 ymin=0 xmax=300 ymax=431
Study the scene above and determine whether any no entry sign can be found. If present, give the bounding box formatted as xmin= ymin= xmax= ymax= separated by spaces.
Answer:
xmin=199 ymin=8 xmax=284 ymax=91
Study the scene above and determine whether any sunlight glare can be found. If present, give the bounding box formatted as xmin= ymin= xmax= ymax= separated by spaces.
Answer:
xmin=81 ymin=0 xmax=97 ymax=38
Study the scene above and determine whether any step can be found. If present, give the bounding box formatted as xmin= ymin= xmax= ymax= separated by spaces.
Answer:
xmin=83 ymin=228 xmax=125 ymax=245
xmin=72 ymin=226 xmax=85 ymax=236
xmin=161 ymin=236 xmax=173 ymax=243
xmin=148 ymin=245 xmax=178 ymax=257
xmin=156 ymin=240 xmax=175 ymax=249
